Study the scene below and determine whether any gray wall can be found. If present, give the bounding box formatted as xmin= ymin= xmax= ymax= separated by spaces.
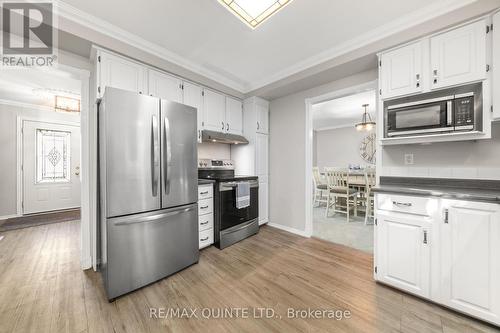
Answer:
xmin=269 ymin=69 xmax=378 ymax=232
xmin=382 ymin=123 xmax=500 ymax=179
xmin=315 ymin=127 xmax=373 ymax=170
xmin=0 ymin=104 xmax=80 ymax=217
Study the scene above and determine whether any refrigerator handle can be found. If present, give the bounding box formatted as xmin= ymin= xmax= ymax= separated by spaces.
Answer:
xmin=151 ymin=115 xmax=159 ymax=197
xmin=164 ymin=116 xmax=172 ymax=194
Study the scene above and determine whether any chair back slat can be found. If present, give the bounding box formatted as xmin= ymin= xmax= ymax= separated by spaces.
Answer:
xmin=324 ymin=167 xmax=350 ymax=190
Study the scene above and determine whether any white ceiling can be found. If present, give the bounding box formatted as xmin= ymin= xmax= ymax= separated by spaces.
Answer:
xmin=56 ymin=0 xmax=472 ymax=93
xmin=0 ymin=68 xmax=81 ymax=108
xmin=312 ymin=90 xmax=376 ymax=130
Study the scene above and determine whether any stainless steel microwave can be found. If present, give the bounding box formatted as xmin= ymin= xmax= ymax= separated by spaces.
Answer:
xmin=384 ymin=83 xmax=483 ymax=138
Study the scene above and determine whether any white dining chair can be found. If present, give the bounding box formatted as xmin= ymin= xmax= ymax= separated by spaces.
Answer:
xmin=324 ymin=167 xmax=358 ymax=222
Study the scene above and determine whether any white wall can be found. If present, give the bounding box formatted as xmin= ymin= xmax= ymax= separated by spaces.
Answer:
xmin=0 ymin=103 xmax=80 ymax=218
xmin=315 ymin=126 xmax=373 ymax=170
xmin=382 ymin=122 xmax=500 ymax=179
xmin=269 ymin=69 xmax=378 ymax=233
xmin=197 ymin=142 xmax=231 ymax=160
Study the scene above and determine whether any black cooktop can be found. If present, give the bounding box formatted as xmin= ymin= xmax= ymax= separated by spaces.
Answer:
xmin=198 ymin=169 xmax=258 ymax=182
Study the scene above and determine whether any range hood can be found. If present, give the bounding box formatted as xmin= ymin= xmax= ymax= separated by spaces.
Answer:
xmin=201 ymin=130 xmax=249 ymax=145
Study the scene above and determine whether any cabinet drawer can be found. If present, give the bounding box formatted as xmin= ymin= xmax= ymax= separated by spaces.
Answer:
xmin=376 ymin=193 xmax=435 ymax=216
xmin=199 ymin=228 xmax=214 ymax=249
xmin=198 ymin=198 xmax=213 ymax=215
xmin=198 ymin=185 xmax=213 ymax=200
xmin=198 ymin=213 xmax=213 ymax=231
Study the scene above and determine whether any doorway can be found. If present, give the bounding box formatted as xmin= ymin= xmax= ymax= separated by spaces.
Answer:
xmin=0 ymin=68 xmax=83 ymax=233
xmin=305 ymin=81 xmax=378 ymax=253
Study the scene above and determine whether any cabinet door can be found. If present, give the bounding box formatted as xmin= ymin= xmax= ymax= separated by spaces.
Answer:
xmin=203 ymin=89 xmax=226 ymax=132
xmin=430 ymin=20 xmax=486 ymax=89
xmin=225 ymin=97 xmax=243 ymax=135
xmin=255 ymin=133 xmax=268 ymax=176
xmin=183 ymin=82 xmax=203 ymax=142
xmin=380 ymin=41 xmax=423 ymax=99
xmin=493 ymin=12 xmax=500 ymax=120
xmin=256 ymin=103 xmax=269 ymax=134
xmin=99 ymin=51 xmax=147 ymax=97
xmin=376 ymin=211 xmax=431 ymax=298
xmin=148 ymin=69 xmax=182 ymax=103
xmin=440 ymin=200 xmax=500 ymax=324
xmin=258 ymin=179 xmax=268 ymax=225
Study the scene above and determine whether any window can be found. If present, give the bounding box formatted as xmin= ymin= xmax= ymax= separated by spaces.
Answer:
xmin=36 ymin=129 xmax=71 ymax=183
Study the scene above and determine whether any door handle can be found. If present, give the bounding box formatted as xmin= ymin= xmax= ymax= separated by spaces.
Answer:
xmin=151 ymin=115 xmax=159 ymax=197
xmin=164 ymin=117 xmax=172 ymax=194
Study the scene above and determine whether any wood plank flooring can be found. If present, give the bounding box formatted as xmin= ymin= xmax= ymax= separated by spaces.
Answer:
xmin=0 ymin=221 xmax=499 ymax=333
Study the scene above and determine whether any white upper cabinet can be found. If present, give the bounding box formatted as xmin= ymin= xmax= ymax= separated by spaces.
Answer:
xmin=493 ymin=11 xmax=500 ymax=120
xmin=147 ymin=69 xmax=182 ymax=103
xmin=98 ymin=51 xmax=147 ymax=97
xmin=380 ymin=41 xmax=424 ymax=99
xmin=183 ymin=81 xmax=203 ymax=142
xmin=225 ymin=97 xmax=243 ymax=135
xmin=439 ymin=200 xmax=500 ymax=324
xmin=376 ymin=211 xmax=431 ymax=299
xmin=430 ymin=20 xmax=487 ymax=89
xmin=203 ymin=89 xmax=226 ymax=132
xmin=256 ymin=103 xmax=269 ymax=134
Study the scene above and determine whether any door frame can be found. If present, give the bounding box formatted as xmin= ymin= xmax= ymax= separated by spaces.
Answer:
xmin=304 ymin=80 xmax=379 ymax=237
xmin=13 ymin=64 xmax=92 ymax=270
xmin=17 ymin=118 xmax=81 ymax=215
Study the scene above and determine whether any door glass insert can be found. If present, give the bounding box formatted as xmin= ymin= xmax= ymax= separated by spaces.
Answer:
xmin=36 ymin=129 xmax=71 ymax=183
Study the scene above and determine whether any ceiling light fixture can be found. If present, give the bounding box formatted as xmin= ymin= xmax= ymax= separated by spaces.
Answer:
xmin=355 ymin=104 xmax=376 ymax=131
xmin=217 ymin=0 xmax=293 ymax=29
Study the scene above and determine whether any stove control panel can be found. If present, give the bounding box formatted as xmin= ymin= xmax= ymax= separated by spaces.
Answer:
xmin=198 ymin=159 xmax=235 ymax=170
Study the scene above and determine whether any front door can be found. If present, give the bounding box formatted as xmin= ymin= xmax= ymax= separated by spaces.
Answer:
xmin=22 ymin=120 xmax=81 ymax=214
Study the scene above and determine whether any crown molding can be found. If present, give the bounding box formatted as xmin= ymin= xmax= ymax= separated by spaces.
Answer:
xmin=54 ymin=0 xmax=248 ymax=93
xmin=314 ymin=123 xmax=356 ymax=132
xmin=245 ymin=0 xmax=477 ymax=92
xmin=55 ymin=0 xmax=475 ymax=94
xmin=0 ymin=98 xmax=55 ymax=112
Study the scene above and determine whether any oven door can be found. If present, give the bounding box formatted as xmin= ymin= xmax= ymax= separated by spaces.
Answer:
xmin=386 ymin=98 xmax=453 ymax=137
xmin=219 ymin=180 xmax=259 ymax=231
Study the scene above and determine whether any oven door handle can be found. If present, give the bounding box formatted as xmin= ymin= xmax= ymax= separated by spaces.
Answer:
xmin=219 ymin=181 xmax=259 ymax=191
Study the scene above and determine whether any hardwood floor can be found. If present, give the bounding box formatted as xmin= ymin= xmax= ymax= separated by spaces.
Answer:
xmin=0 ymin=221 xmax=498 ymax=333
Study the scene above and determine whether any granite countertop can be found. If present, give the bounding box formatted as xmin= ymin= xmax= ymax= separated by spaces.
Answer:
xmin=198 ymin=179 xmax=216 ymax=185
xmin=373 ymin=177 xmax=500 ymax=203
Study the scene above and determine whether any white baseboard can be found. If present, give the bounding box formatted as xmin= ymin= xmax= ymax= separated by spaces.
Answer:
xmin=0 ymin=214 xmax=20 ymax=221
xmin=267 ymin=223 xmax=311 ymax=238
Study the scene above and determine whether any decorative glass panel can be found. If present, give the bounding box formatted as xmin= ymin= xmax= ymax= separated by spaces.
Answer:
xmin=36 ymin=129 xmax=71 ymax=183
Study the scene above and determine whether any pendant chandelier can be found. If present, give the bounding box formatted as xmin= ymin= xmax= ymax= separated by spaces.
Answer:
xmin=355 ymin=104 xmax=376 ymax=131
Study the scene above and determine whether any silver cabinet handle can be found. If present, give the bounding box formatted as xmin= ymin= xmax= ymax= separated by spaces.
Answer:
xmin=164 ymin=117 xmax=172 ymax=194
xmin=200 ymin=191 xmax=209 ymax=195
xmin=114 ymin=205 xmax=196 ymax=226
xmin=227 ymin=123 xmax=229 ymax=131
xmin=257 ymin=121 xmax=260 ymax=130
xmin=151 ymin=115 xmax=159 ymax=197
xmin=416 ymin=74 xmax=420 ymax=88
xmin=392 ymin=201 xmax=412 ymax=207
xmin=221 ymin=121 xmax=224 ymax=130
xmin=433 ymin=69 xmax=438 ymax=84
xmin=200 ymin=237 xmax=209 ymax=241
xmin=423 ymin=230 xmax=428 ymax=244
xmin=200 ymin=205 xmax=209 ymax=209
xmin=201 ymin=221 xmax=209 ymax=225
xmin=444 ymin=209 xmax=449 ymax=224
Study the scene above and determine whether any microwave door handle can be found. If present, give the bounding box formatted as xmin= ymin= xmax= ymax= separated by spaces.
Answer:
xmin=164 ymin=117 xmax=172 ymax=194
xmin=447 ymin=101 xmax=453 ymax=126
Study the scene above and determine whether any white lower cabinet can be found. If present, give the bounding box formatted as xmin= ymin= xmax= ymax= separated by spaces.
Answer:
xmin=198 ymin=184 xmax=214 ymax=249
xmin=375 ymin=194 xmax=500 ymax=326
xmin=439 ymin=200 xmax=500 ymax=324
xmin=376 ymin=211 xmax=431 ymax=298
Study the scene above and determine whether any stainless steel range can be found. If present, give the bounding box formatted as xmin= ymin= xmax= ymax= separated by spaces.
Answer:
xmin=198 ymin=159 xmax=259 ymax=249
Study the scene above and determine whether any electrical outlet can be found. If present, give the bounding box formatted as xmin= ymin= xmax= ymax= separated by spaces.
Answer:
xmin=404 ymin=154 xmax=414 ymax=165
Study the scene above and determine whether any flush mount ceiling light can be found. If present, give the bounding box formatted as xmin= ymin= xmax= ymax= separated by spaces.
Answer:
xmin=218 ymin=0 xmax=293 ymax=29
xmin=355 ymin=104 xmax=376 ymax=131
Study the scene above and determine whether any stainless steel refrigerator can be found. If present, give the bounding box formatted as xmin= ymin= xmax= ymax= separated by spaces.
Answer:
xmin=98 ymin=87 xmax=199 ymax=301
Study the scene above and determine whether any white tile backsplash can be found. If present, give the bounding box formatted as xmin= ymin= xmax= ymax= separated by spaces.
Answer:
xmin=451 ymin=168 xmax=478 ymax=179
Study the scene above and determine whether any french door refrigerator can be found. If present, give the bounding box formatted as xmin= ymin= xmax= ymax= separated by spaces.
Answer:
xmin=99 ymin=87 xmax=198 ymax=301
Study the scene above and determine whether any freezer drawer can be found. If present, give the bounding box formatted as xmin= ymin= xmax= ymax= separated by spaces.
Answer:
xmin=103 ymin=204 xmax=199 ymax=300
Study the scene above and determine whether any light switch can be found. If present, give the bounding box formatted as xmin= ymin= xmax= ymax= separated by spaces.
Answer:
xmin=404 ymin=154 xmax=414 ymax=165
